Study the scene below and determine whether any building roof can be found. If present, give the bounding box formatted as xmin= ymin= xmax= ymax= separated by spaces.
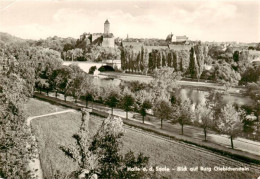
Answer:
xmin=104 ymin=19 xmax=110 ymax=24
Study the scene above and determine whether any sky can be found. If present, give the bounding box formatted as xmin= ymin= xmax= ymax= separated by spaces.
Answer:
xmin=0 ymin=0 xmax=259 ymax=42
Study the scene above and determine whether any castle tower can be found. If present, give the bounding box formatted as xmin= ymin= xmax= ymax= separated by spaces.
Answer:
xmin=104 ymin=19 xmax=110 ymax=34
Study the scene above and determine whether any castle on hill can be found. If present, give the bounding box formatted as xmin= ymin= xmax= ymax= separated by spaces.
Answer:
xmin=78 ymin=19 xmax=115 ymax=48
xmin=77 ymin=19 xmax=190 ymax=51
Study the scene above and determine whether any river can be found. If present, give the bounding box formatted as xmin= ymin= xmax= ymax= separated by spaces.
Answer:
xmin=93 ymin=76 xmax=254 ymax=107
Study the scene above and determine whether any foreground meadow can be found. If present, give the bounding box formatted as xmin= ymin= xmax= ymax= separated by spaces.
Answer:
xmin=25 ymin=98 xmax=260 ymax=179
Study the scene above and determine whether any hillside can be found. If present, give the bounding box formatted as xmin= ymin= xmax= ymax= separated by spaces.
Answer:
xmin=0 ymin=32 xmax=25 ymax=44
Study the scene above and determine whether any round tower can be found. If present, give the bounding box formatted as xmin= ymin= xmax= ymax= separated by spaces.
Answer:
xmin=104 ymin=19 xmax=110 ymax=34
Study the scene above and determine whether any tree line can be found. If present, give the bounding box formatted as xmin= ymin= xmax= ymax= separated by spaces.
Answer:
xmin=121 ymin=43 xmax=260 ymax=88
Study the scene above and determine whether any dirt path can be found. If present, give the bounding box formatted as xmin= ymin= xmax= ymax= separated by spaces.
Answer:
xmin=27 ymin=109 xmax=75 ymax=179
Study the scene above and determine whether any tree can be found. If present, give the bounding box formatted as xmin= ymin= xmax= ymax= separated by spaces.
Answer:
xmin=121 ymin=92 xmax=135 ymax=120
xmin=246 ymin=80 xmax=260 ymax=136
xmin=208 ymin=45 xmax=225 ymax=59
xmin=235 ymin=104 xmax=257 ymax=136
xmin=89 ymin=66 xmax=97 ymax=74
xmin=49 ymin=69 xmax=60 ymax=98
xmin=90 ymin=115 xmax=149 ymax=179
xmin=194 ymin=44 xmax=206 ymax=81
xmin=104 ymin=85 xmax=121 ymax=115
xmin=153 ymin=98 xmax=173 ymax=129
xmin=233 ymin=51 xmax=239 ymax=62
xmin=256 ymin=43 xmax=260 ymax=51
xmin=105 ymin=92 xmax=120 ymax=115
xmin=121 ymin=80 xmax=147 ymax=93
xmin=60 ymin=109 xmax=99 ymax=178
xmin=67 ymin=48 xmax=84 ymax=61
xmin=188 ymin=44 xmax=206 ymax=81
xmin=240 ymin=65 xmax=260 ymax=85
xmin=173 ymin=99 xmax=193 ymax=135
xmin=54 ymin=66 xmax=74 ymax=101
xmin=217 ymin=104 xmax=244 ymax=149
xmin=35 ymin=78 xmax=49 ymax=94
xmin=139 ymin=100 xmax=152 ymax=123
xmin=80 ymin=76 xmax=95 ymax=107
xmin=67 ymin=72 xmax=86 ymax=103
xmin=135 ymin=89 xmax=153 ymax=123
xmin=189 ymin=47 xmax=199 ymax=79
xmin=151 ymin=67 xmax=181 ymax=102
xmin=177 ymin=50 xmax=190 ymax=72
xmin=212 ymin=62 xmax=241 ymax=88
xmin=195 ymin=105 xmax=214 ymax=141
xmin=62 ymin=111 xmax=149 ymax=178
xmin=0 ymin=74 xmax=35 ymax=178
xmin=247 ymin=80 xmax=260 ymax=102
xmin=206 ymin=90 xmax=224 ymax=122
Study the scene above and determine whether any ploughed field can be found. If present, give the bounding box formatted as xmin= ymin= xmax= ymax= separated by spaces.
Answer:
xmin=25 ymin=98 xmax=260 ymax=179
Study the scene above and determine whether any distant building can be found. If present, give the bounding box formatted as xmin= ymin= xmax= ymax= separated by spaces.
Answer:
xmin=104 ymin=19 xmax=110 ymax=34
xmin=166 ymin=33 xmax=189 ymax=43
xmin=102 ymin=20 xmax=114 ymax=48
xmin=78 ymin=19 xmax=115 ymax=48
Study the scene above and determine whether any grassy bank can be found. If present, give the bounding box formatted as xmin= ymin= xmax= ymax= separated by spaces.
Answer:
xmin=24 ymin=98 xmax=67 ymax=116
xmin=27 ymin=98 xmax=259 ymax=179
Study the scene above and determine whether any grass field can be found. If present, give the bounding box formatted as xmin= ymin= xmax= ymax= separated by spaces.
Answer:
xmin=24 ymin=98 xmax=66 ymax=116
xmin=27 ymin=99 xmax=259 ymax=179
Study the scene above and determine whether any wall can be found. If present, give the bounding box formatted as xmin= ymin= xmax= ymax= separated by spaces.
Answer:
xmin=102 ymin=37 xmax=114 ymax=48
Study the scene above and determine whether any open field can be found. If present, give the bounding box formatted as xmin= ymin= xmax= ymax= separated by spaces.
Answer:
xmin=27 ymin=99 xmax=260 ymax=179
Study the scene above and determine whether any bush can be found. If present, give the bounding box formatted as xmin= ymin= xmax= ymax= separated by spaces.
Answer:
xmin=89 ymin=66 xmax=97 ymax=74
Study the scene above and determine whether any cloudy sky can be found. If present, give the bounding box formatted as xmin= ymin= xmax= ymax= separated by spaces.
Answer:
xmin=0 ymin=0 xmax=259 ymax=42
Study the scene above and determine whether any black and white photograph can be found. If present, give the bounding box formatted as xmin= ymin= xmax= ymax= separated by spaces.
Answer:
xmin=0 ymin=0 xmax=260 ymax=178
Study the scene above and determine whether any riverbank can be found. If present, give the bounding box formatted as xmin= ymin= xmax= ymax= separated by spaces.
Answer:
xmin=99 ymin=71 xmax=246 ymax=94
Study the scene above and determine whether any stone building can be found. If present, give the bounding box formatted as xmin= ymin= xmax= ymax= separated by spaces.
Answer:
xmin=78 ymin=19 xmax=115 ymax=48
xmin=167 ymin=33 xmax=189 ymax=43
xmin=102 ymin=20 xmax=114 ymax=48
xmin=104 ymin=19 xmax=110 ymax=34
